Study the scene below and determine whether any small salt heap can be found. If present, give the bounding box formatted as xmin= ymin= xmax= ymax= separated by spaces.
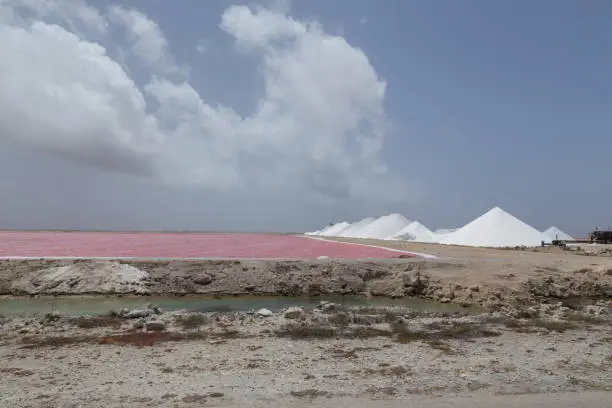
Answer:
xmin=543 ymin=226 xmax=573 ymax=241
xmin=356 ymin=213 xmax=411 ymax=240
xmin=319 ymin=221 xmax=351 ymax=237
xmin=337 ymin=217 xmax=376 ymax=238
xmin=387 ymin=221 xmax=434 ymax=242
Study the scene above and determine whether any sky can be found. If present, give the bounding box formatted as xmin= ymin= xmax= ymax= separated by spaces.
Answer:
xmin=0 ymin=0 xmax=611 ymax=236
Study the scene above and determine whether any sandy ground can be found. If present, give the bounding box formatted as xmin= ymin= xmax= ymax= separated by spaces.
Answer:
xmin=320 ymin=238 xmax=612 ymax=302
xmin=241 ymin=392 xmax=612 ymax=408
xmin=1 ymin=304 xmax=611 ymax=407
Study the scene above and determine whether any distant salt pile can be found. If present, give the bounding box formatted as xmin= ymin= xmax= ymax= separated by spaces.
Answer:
xmin=435 ymin=228 xmax=458 ymax=234
xmin=306 ymin=224 xmax=333 ymax=236
xmin=543 ymin=226 xmax=574 ymax=241
xmin=357 ymin=213 xmax=411 ymax=240
xmin=441 ymin=207 xmax=548 ymax=248
xmin=337 ymin=217 xmax=376 ymax=238
xmin=319 ymin=221 xmax=351 ymax=237
xmin=387 ymin=221 xmax=434 ymax=242
xmin=425 ymin=227 xmax=459 ymax=243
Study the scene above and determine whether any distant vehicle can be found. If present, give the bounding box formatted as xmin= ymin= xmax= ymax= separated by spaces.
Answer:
xmin=589 ymin=229 xmax=612 ymax=244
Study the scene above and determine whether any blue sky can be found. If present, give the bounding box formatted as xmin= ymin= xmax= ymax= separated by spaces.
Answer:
xmin=0 ymin=0 xmax=610 ymax=235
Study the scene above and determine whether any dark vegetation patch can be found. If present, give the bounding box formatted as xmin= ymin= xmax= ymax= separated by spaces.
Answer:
xmin=276 ymin=324 xmax=337 ymax=340
xmin=361 ymin=365 xmax=411 ymax=377
xmin=482 ymin=313 xmax=606 ymax=332
xmin=19 ymin=329 xmax=245 ymax=348
xmin=276 ymin=319 xmax=500 ymax=345
xmin=20 ymin=335 xmax=93 ymax=349
xmin=174 ymin=314 xmax=208 ymax=330
xmin=290 ymin=389 xmax=330 ymax=398
xmin=531 ymin=319 xmax=579 ymax=333
xmin=328 ymin=346 xmax=380 ymax=359
xmin=69 ymin=316 xmax=123 ymax=329
xmin=0 ymin=367 xmax=35 ymax=377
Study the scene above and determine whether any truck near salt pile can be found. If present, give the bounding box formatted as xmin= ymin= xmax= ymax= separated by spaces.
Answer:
xmin=589 ymin=229 xmax=612 ymax=244
xmin=550 ymin=228 xmax=612 ymax=246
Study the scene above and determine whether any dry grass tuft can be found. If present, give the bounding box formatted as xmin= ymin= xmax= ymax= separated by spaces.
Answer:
xmin=276 ymin=324 xmax=337 ymax=339
xmin=20 ymin=335 xmax=93 ymax=349
xmin=174 ymin=314 xmax=209 ymax=330
xmin=290 ymin=389 xmax=330 ymax=398
xmin=532 ymin=319 xmax=579 ymax=333
xmin=1 ymin=367 xmax=35 ymax=377
xmin=70 ymin=316 xmax=123 ymax=329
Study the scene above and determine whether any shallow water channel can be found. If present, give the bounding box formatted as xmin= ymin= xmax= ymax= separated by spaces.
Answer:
xmin=0 ymin=295 xmax=479 ymax=317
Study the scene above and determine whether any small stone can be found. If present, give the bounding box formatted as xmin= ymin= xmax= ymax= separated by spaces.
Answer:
xmin=390 ymin=287 xmax=404 ymax=299
xmin=470 ymin=285 xmax=480 ymax=292
xmin=284 ymin=307 xmax=305 ymax=319
xmin=585 ymin=305 xmax=607 ymax=316
xmin=440 ymin=297 xmax=451 ymax=303
xmin=133 ymin=320 xmax=144 ymax=330
xmin=42 ymin=312 xmax=62 ymax=323
xmin=320 ymin=302 xmax=341 ymax=313
xmin=194 ymin=274 xmax=213 ymax=285
xmin=256 ymin=308 xmax=273 ymax=317
xmin=124 ymin=309 xmax=153 ymax=319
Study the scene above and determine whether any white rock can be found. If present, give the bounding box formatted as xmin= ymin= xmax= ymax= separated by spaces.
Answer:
xmin=256 ymin=308 xmax=273 ymax=317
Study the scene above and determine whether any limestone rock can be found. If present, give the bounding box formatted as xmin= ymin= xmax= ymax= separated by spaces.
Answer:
xmin=256 ymin=308 xmax=273 ymax=317
xmin=124 ymin=309 xmax=153 ymax=319
xmin=284 ymin=307 xmax=305 ymax=319
xmin=317 ymin=301 xmax=341 ymax=313
xmin=193 ymin=274 xmax=213 ymax=285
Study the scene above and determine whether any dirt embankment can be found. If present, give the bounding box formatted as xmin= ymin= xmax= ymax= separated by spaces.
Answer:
xmin=1 ymin=254 xmax=611 ymax=309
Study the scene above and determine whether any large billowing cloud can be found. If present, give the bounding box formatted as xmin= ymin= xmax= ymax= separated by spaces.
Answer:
xmin=0 ymin=0 xmax=404 ymax=201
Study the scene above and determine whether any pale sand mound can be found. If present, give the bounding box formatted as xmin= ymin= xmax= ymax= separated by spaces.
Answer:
xmin=11 ymin=261 xmax=150 ymax=295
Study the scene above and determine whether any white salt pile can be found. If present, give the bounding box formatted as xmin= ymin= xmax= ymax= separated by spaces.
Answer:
xmin=434 ymin=228 xmax=458 ymax=234
xmin=441 ymin=206 xmax=548 ymax=248
xmin=543 ymin=226 xmax=574 ymax=241
xmin=356 ymin=213 xmax=411 ymax=240
xmin=387 ymin=221 xmax=434 ymax=242
xmin=425 ymin=228 xmax=459 ymax=243
xmin=319 ymin=221 xmax=351 ymax=237
xmin=337 ymin=217 xmax=376 ymax=238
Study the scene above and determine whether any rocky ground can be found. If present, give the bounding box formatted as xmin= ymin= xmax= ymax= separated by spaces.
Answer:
xmin=1 ymin=244 xmax=611 ymax=406
xmin=0 ymin=301 xmax=610 ymax=407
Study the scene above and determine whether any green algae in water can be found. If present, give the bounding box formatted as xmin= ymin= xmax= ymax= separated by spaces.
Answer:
xmin=0 ymin=295 xmax=479 ymax=317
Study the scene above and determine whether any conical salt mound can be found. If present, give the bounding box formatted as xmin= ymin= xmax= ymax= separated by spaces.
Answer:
xmin=337 ymin=217 xmax=376 ymax=238
xmin=356 ymin=213 xmax=411 ymax=239
xmin=543 ymin=226 xmax=574 ymax=241
xmin=441 ymin=207 xmax=548 ymax=247
xmin=320 ymin=221 xmax=351 ymax=237
xmin=387 ymin=221 xmax=433 ymax=242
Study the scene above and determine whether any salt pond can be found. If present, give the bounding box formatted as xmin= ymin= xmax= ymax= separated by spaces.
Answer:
xmin=0 ymin=295 xmax=478 ymax=317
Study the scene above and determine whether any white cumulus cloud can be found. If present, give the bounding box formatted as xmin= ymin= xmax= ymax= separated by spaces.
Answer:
xmin=0 ymin=1 xmax=405 ymax=202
